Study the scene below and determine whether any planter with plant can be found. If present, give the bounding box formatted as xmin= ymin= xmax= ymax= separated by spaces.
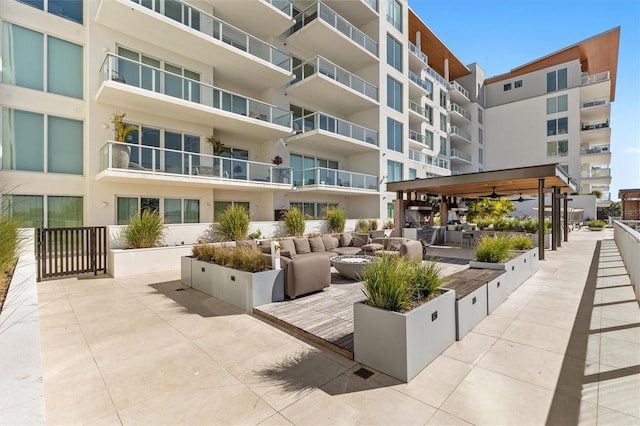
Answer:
xmin=508 ymin=233 xmax=537 ymax=285
xmin=325 ymin=207 xmax=346 ymax=233
xmin=282 ymin=207 xmax=305 ymax=236
xmin=214 ymin=204 xmax=249 ymax=241
xmin=353 ymin=257 xmax=455 ymax=382
xmin=121 ymin=210 xmax=166 ymax=249
xmin=587 ymin=219 xmax=606 ymax=231
xmin=356 ymin=218 xmax=369 ymax=233
xmin=111 ymin=112 xmax=137 ymax=169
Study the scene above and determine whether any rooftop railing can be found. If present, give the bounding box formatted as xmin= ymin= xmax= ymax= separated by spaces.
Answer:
xmin=581 ymin=96 xmax=609 ymax=109
xmin=100 ymin=54 xmax=292 ymax=128
xmin=266 ymin=0 xmax=293 ymax=16
xmin=293 ymin=167 xmax=378 ymax=191
xmin=100 ymin=141 xmax=292 ymax=184
xmin=449 ymin=103 xmax=472 ymax=121
xmin=293 ymin=112 xmax=378 ymax=146
xmin=290 ymin=1 xmax=377 ymax=56
xmin=426 ymin=66 xmax=447 ymax=86
xmin=449 ymin=80 xmax=470 ymax=100
xmin=409 ymin=148 xmax=449 ymax=169
xmin=291 ymin=56 xmax=378 ymax=101
xmin=408 ymin=41 xmax=428 ymax=65
xmin=580 ymin=71 xmax=610 ymax=86
xmin=449 ymin=125 xmax=472 ymax=142
xmin=130 ymin=0 xmax=291 ymax=71
xmin=409 ymin=70 xmax=434 ymax=95
xmin=581 ymin=145 xmax=610 ymax=155
xmin=450 ymin=148 xmax=472 ymax=162
xmin=409 ymin=100 xmax=430 ymax=122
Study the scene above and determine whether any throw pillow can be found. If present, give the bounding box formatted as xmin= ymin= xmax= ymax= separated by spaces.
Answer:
xmin=340 ymin=232 xmax=353 ymax=247
xmin=321 ymin=234 xmax=337 ymax=250
xmin=352 ymin=233 xmax=370 ymax=248
xmin=279 ymin=239 xmax=297 ymax=257
xmin=387 ymin=238 xmax=404 ymax=251
xmin=361 ymin=243 xmax=384 ymax=253
xmin=309 ymin=236 xmax=325 ymax=252
xmin=293 ymin=237 xmax=311 ymax=254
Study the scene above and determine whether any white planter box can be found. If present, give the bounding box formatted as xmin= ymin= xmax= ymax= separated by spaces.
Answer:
xmin=353 ymin=289 xmax=456 ymax=382
xmin=109 ymin=245 xmax=194 ymax=278
xmin=531 ymin=233 xmax=551 ymax=249
xmin=529 ymin=248 xmax=539 ymax=276
xmin=181 ymin=256 xmax=193 ymax=287
xmin=191 ymin=259 xmax=217 ymax=296
xmin=486 ymin=273 xmax=512 ymax=313
xmin=453 ymin=284 xmax=488 ymax=340
xmin=508 ymin=251 xmax=531 ymax=290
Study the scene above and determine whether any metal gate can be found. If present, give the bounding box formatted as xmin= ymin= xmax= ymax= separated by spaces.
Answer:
xmin=37 ymin=227 xmax=107 ymax=281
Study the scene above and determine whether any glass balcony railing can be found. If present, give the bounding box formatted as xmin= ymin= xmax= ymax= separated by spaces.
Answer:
xmin=581 ymin=97 xmax=609 ymax=109
xmin=581 ymin=145 xmax=610 ymax=155
xmin=449 ymin=126 xmax=472 ymax=142
xmin=582 ymin=168 xmax=611 ymax=178
xmin=131 ymin=0 xmax=291 ymax=71
xmin=409 ymin=70 xmax=433 ymax=95
xmin=293 ymin=112 xmax=378 ymax=146
xmin=426 ymin=66 xmax=447 ymax=86
xmin=581 ymin=120 xmax=610 ymax=131
xmin=450 ymin=148 xmax=472 ymax=162
xmin=266 ymin=0 xmax=293 ymax=16
xmin=290 ymin=1 xmax=377 ymax=56
xmin=291 ymin=56 xmax=378 ymax=100
xmin=409 ymin=148 xmax=450 ymax=170
xmin=363 ymin=0 xmax=377 ymax=11
xmin=408 ymin=130 xmax=433 ymax=149
xmin=100 ymin=141 xmax=292 ymax=184
xmin=449 ymin=80 xmax=470 ymax=100
xmin=100 ymin=54 xmax=292 ymax=128
xmin=408 ymin=41 xmax=428 ymax=65
xmin=292 ymin=167 xmax=378 ymax=191
xmin=409 ymin=100 xmax=430 ymax=122
xmin=449 ymin=103 xmax=472 ymax=121
xmin=580 ymin=71 xmax=610 ymax=86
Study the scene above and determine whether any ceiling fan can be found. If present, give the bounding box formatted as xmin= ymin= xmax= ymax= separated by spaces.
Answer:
xmin=513 ymin=193 xmax=535 ymax=202
xmin=478 ymin=187 xmax=506 ymax=199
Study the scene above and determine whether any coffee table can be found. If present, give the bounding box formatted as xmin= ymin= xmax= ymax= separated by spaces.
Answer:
xmin=330 ymin=255 xmax=379 ymax=280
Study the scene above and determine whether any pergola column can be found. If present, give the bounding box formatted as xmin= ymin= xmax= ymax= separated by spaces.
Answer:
xmin=563 ymin=193 xmax=569 ymax=242
xmin=552 ymin=186 xmax=558 ymax=250
xmin=538 ymin=179 xmax=545 ymax=260
xmin=393 ymin=191 xmax=405 ymax=237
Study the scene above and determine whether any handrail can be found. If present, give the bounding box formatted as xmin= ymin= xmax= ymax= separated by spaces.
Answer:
xmin=290 ymin=1 xmax=377 ymax=56
xmin=449 ymin=80 xmax=470 ymax=99
xmin=580 ymin=71 xmax=610 ymax=86
xmin=581 ymin=168 xmax=611 ymax=178
xmin=291 ymin=56 xmax=378 ymax=100
xmin=409 ymin=70 xmax=433 ymax=95
xmin=426 ymin=66 xmax=447 ymax=86
xmin=581 ymin=120 xmax=609 ymax=131
xmin=100 ymin=140 xmax=292 ymax=184
xmin=613 ymin=220 xmax=640 ymax=297
xmin=363 ymin=0 xmax=377 ymax=11
xmin=408 ymin=41 xmax=428 ymax=65
xmin=450 ymin=148 xmax=471 ymax=162
xmin=580 ymin=145 xmax=610 ymax=155
xmin=292 ymin=167 xmax=378 ymax=191
xmin=292 ymin=112 xmax=378 ymax=146
xmin=266 ymin=0 xmax=293 ymax=16
xmin=409 ymin=100 xmax=430 ymax=122
xmin=581 ymin=96 xmax=609 ymax=109
xmin=449 ymin=125 xmax=471 ymax=141
xmin=130 ymin=0 xmax=291 ymax=71
xmin=100 ymin=54 xmax=292 ymax=128
xmin=449 ymin=103 xmax=471 ymax=121
xmin=408 ymin=129 xmax=433 ymax=149
xmin=408 ymin=148 xmax=449 ymax=169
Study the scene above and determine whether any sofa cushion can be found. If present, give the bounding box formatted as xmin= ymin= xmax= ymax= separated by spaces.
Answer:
xmin=387 ymin=238 xmax=404 ymax=251
xmin=321 ymin=234 xmax=337 ymax=250
xmin=340 ymin=232 xmax=353 ymax=247
xmin=361 ymin=243 xmax=384 ymax=253
xmin=352 ymin=233 xmax=370 ymax=247
xmin=293 ymin=237 xmax=311 ymax=254
xmin=279 ymin=239 xmax=297 ymax=257
xmin=258 ymin=240 xmax=273 ymax=254
xmin=308 ymin=236 xmax=325 ymax=252
xmin=236 ymin=239 xmax=257 ymax=250
xmin=331 ymin=246 xmax=363 ymax=256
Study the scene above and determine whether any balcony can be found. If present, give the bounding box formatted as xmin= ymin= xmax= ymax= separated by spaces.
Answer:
xmin=292 ymin=167 xmax=378 ymax=194
xmin=98 ymin=54 xmax=292 ymax=141
xmin=580 ymin=71 xmax=611 ymax=102
xmin=408 ymin=41 xmax=428 ymax=71
xmin=450 ymin=148 xmax=472 ymax=164
xmin=581 ymin=144 xmax=611 ymax=164
xmin=408 ymin=130 xmax=433 ymax=150
xmin=449 ymin=126 xmax=472 ymax=145
xmin=288 ymin=112 xmax=379 ymax=155
xmin=95 ymin=0 xmax=292 ymax=92
xmin=206 ymin=0 xmax=295 ymax=38
xmin=449 ymin=81 xmax=470 ymax=104
xmin=581 ymin=119 xmax=611 ymax=145
xmin=98 ymin=141 xmax=292 ymax=190
xmin=426 ymin=66 xmax=448 ymax=87
xmin=409 ymin=71 xmax=433 ymax=99
xmin=581 ymin=96 xmax=611 ymax=122
xmin=581 ymin=167 xmax=612 ymax=185
xmin=449 ymin=103 xmax=472 ymax=124
xmin=408 ymin=100 xmax=430 ymax=125
xmin=287 ymin=2 xmax=378 ymax=69
xmin=287 ymin=56 xmax=378 ymax=115
xmin=322 ymin=0 xmax=378 ymax=27
xmin=408 ymin=149 xmax=450 ymax=173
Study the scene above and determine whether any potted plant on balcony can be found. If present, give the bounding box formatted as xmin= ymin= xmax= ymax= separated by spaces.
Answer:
xmin=111 ymin=112 xmax=137 ymax=169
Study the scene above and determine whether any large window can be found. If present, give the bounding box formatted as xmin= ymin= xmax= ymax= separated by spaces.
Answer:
xmin=547 ymin=68 xmax=568 ymax=93
xmin=478 ymin=108 xmax=483 ymax=124
xmin=547 ymin=117 xmax=569 ymax=136
xmin=386 ymin=34 xmax=402 ymax=72
xmin=387 ymin=118 xmax=403 ymax=152
xmin=117 ymin=196 xmax=200 ymax=224
xmin=387 ymin=76 xmax=402 ymax=112
xmin=546 ymin=94 xmax=568 ymax=114
xmin=290 ymin=153 xmax=338 ymax=187
xmin=439 ymin=90 xmax=447 ymax=108
xmin=439 ymin=136 xmax=447 ymax=156
xmin=425 ymin=130 xmax=434 ymax=150
xmin=386 ymin=0 xmax=402 ymax=32
xmin=478 ymin=148 xmax=484 ymax=164
xmin=289 ymin=202 xmax=338 ymax=219
xmin=19 ymin=0 xmax=83 ymax=24
xmin=2 ymin=23 xmax=82 ymax=98
xmin=2 ymin=194 xmax=83 ymax=228
xmin=387 ymin=202 xmax=394 ymax=219
xmin=425 ymin=104 xmax=433 ymax=123
xmin=387 ymin=160 xmax=403 ymax=183
xmin=439 ymin=113 xmax=447 ymax=132
xmin=547 ymin=140 xmax=569 ymax=157
xmin=408 ymin=168 xmax=416 ymax=180
xmin=2 ymin=108 xmax=83 ymax=174
xmin=478 ymin=128 xmax=483 ymax=145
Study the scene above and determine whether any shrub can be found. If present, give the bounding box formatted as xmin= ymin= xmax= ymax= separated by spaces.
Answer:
xmin=325 ymin=207 xmax=346 ymax=233
xmin=410 ymin=260 xmax=442 ymax=302
xmin=588 ymin=219 xmax=606 ymax=228
xmin=356 ymin=218 xmax=369 ymax=233
xmin=215 ymin=204 xmax=250 ymax=241
xmin=474 ymin=234 xmax=511 ymax=263
xmin=509 ymin=234 xmax=533 ymax=250
xmin=192 ymin=244 xmax=267 ymax=272
xmin=507 ymin=218 xmax=522 ymax=232
xmin=476 ymin=218 xmax=493 ymax=230
xmin=0 ymin=215 xmax=18 ymax=274
xmin=384 ymin=219 xmax=395 ymax=229
xmin=521 ymin=219 xmax=537 ymax=234
xmin=493 ymin=217 xmax=510 ymax=231
xmin=282 ymin=207 xmax=305 ymax=236
xmin=368 ymin=219 xmax=378 ymax=231
xmin=247 ymin=229 xmax=262 ymax=240
xmin=122 ymin=210 xmax=165 ymax=248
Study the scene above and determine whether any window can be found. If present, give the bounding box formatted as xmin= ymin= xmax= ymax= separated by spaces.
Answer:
xmin=2 ymin=194 xmax=83 ymax=228
xmin=478 ymin=128 xmax=483 ymax=145
xmin=439 ymin=113 xmax=447 ymax=132
xmin=291 ymin=153 xmax=338 ymax=187
xmin=387 ymin=160 xmax=403 ymax=182
xmin=386 ymin=34 xmax=402 ymax=72
xmin=163 ymin=198 xmax=200 ymax=223
xmin=2 ymin=108 xmax=83 ymax=174
xmin=504 ymin=83 xmax=511 ymax=91
xmin=547 ymin=117 xmax=569 ymax=136
xmin=386 ymin=0 xmax=402 ymax=32
xmin=387 ymin=202 xmax=394 ymax=219
xmin=425 ymin=130 xmax=434 ymax=150
xmin=387 ymin=76 xmax=402 ymax=112
xmin=515 ymin=80 xmax=523 ymax=88
xmin=18 ymin=0 xmax=83 ymax=24
xmin=478 ymin=108 xmax=483 ymax=124
xmin=2 ymin=195 xmax=43 ymax=228
xmin=424 ymin=104 xmax=433 ymax=123
xmin=214 ymin=201 xmax=249 ymax=222
xmin=409 ymin=168 xmax=416 ymax=180
xmin=478 ymin=148 xmax=484 ymax=164
xmin=289 ymin=202 xmax=338 ymax=219
xmin=2 ymin=23 xmax=83 ymax=98
xmin=439 ymin=136 xmax=447 ymax=155
xmin=547 ymin=140 xmax=569 ymax=157
xmin=439 ymin=90 xmax=447 ymax=108
xmin=547 ymin=68 xmax=568 ymax=92
xmin=546 ymin=94 xmax=568 ymax=114
xmin=48 ymin=196 xmax=83 ymax=227
xmin=117 ymin=196 xmax=199 ymax=224
xmin=387 ymin=118 xmax=403 ymax=152
xmin=559 ymin=163 xmax=569 ymax=174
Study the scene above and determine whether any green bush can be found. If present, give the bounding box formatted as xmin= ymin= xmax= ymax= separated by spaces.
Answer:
xmin=282 ymin=207 xmax=305 ymax=236
xmin=509 ymin=234 xmax=534 ymax=250
xmin=0 ymin=215 xmax=18 ymax=274
xmin=215 ymin=204 xmax=249 ymax=241
xmin=247 ymin=229 xmax=262 ymax=240
xmin=192 ymin=244 xmax=267 ymax=272
xmin=325 ymin=207 xmax=346 ymax=233
xmin=493 ymin=218 xmax=510 ymax=231
xmin=588 ymin=219 xmax=606 ymax=228
xmin=476 ymin=218 xmax=493 ymax=230
xmin=521 ymin=219 xmax=537 ymax=234
xmin=356 ymin=218 xmax=369 ymax=233
xmin=474 ymin=234 xmax=511 ymax=263
xmin=122 ymin=210 xmax=165 ymax=248
xmin=410 ymin=260 xmax=442 ymax=302
xmin=368 ymin=219 xmax=378 ymax=231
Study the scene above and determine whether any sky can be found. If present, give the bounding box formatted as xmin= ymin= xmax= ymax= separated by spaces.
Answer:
xmin=408 ymin=0 xmax=640 ymax=202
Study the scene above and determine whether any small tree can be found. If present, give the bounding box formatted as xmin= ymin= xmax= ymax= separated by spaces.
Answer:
xmin=111 ymin=112 xmax=137 ymax=142
xmin=215 ymin=204 xmax=250 ymax=241
xmin=467 ymin=198 xmax=515 ymax=222
xmin=282 ymin=207 xmax=305 ymax=236
xmin=356 ymin=218 xmax=369 ymax=233
xmin=122 ymin=210 xmax=165 ymax=248
xmin=325 ymin=207 xmax=346 ymax=233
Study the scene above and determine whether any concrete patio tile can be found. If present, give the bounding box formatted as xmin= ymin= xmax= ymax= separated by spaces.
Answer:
xmin=472 ymin=314 xmax=513 ymax=338
xmin=117 ymin=376 xmax=276 ymax=425
xmin=440 ymin=367 xmax=554 ymax=425
xmin=598 ymin=337 xmax=640 ymax=369
xmin=259 ymin=413 xmax=295 ymax=425
xmin=500 ymin=319 xmax=572 ymax=354
xmin=84 ymin=410 xmax=123 ymax=425
xmin=426 ymin=410 xmax=473 ymax=425
xmin=564 ymin=333 xmax=602 ymax=364
xmin=441 ymin=332 xmax=497 ymax=365
xmin=525 ymin=293 xmax=581 ymax=315
xmin=37 ymin=296 xmax=78 ymax=329
xmin=597 ymin=317 xmax=640 ymax=344
xmin=596 ymin=363 xmax=640 ymax=418
xmin=595 ymin=302 xmax=640 ymax=323
xmin=68 ymin=294 xmax=149 ymax=323
xmin=597 ymin=274 xmax=632 ymax=288
xmin=516 ymin=304 xmax=585 ymax=330
xmin=78 ymin=308 xmax=165 ymax=343
xmin=596 ymin=406 xmax=640 ymax=425
xmin=280 ymin=373 xmax=437 ymax=425
xmin=543 ymin=392 xmax=599 ymax=425
xmin=490 ymin=298 xmax=528 ymax=319
xmin=598 ymin=266 xmax=630 ymax=278
xmin=596 ymin=285 xmax=638 ymax=304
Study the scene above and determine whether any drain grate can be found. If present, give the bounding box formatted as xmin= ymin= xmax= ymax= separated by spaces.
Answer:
xmin=175 ymin=288 xmax=185 ymax=292
xmin=353 ymin=367 xmax=374 ymax=380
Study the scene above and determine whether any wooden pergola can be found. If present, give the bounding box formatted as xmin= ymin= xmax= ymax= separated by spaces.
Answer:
xmin=619 ymin=189 xmax=640 ymax=220
xmin=386 ymin=164 xmax=577 ymax=260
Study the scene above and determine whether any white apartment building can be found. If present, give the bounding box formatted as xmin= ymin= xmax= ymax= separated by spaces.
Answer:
xmin=0 ymin=0 xmax=617 ymax=229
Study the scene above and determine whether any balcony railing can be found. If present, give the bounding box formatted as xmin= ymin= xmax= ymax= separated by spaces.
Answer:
xmin=408 ymin=41 xmax=428 ymax=65
xmin=290 ymin=1 xmax=377 ymax=56
xmin=581 ymin=97 xmax=609 ymax=109
xmin=131 ymin=0 xmax=291 ymax=71
xmin=582 ymin=168 xmax=611 ymax=178
xmin=426 ymin=66 xmax=447 ymax=86
xmin=363 ymin=0 xmax=377 ymax=11
xmin=449 ymin=80 xmax=470 ymax=100
xmin=409 ymin=148 xmax=450 ymax=170
xmin=449 ymin=103 xmax=471 ymax=121
xmin=291 ymin=56 xmax=378 ymax=100
xmin=581 ymin=145 xmax=610 ymax=155
xmin=409 ymin=100 xmax=430 ymax=122
xmin=449 ymin=126 xmax=472 ymax=142
xmin=450 ymin=148 xmax=472 ymax=162
xmin=100 ymin=141 xmax=292 ymax=184
xmin=266 ymin=0 xmax=293 ymax=16
xmin=293 ymin=112 xmax=378 ymax=146
xmin=409 ymin=70 xmax=433 ymax=95
xmin=408 ymin=130 xmax=433 ymax=149
xmin=101 ymin=54 xmax=292 ymax=128
xmin=293 ymin=167 xmax=378 ymax=191
xmin=580 ymin=71 xmax=610 ymax=86
xmin=581 ymin=120 xmax=610 ymax=131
